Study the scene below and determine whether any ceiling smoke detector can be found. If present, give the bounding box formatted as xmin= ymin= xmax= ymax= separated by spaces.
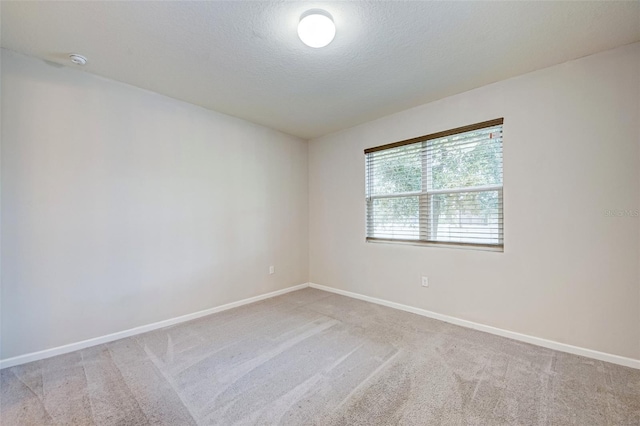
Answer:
xmin=69 ymin=54 xmax=87 ymax=65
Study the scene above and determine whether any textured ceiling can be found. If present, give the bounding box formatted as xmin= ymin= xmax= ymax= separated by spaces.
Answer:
xmin=2 ymin=1 xmax=639 ymax=139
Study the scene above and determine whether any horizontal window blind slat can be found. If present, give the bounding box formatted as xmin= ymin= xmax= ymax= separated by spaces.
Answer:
xmin=426 ymin=138 xmax=502 ymax=153
xmin=369 ymin=145 xmax=502 ymax=161
xmin=366 ymin=237 xmax=503 ymax=248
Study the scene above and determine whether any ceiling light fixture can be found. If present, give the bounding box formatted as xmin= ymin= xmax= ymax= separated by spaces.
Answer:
xmin=69 ymin=53 xmax=87 ymax=65
xmin=297 ymin=10 xmax=336 ymax=48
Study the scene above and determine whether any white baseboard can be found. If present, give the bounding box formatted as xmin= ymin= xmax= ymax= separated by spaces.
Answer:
xmin=309 ymin=283 xmax=640 ymax=370
xmin=5 ymin=282 xmax=638 ymax=370
xmin=0 ymin=283 xmax=310 ymax=370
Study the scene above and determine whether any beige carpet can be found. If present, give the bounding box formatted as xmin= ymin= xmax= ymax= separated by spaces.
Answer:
xmin=1 ymin=288 xmax=639 ymax=425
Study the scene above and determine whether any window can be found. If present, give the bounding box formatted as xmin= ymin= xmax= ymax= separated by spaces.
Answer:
xmin=365 ymin=118 xmax=503 ymax=249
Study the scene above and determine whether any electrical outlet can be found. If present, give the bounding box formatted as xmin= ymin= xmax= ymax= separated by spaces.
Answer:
xmin=421 ymin=276 xmax=429 ymax=287
xmin=269 ymin=266 xmax=275 ymax=275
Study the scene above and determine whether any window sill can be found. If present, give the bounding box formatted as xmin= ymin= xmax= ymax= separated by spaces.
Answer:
xmin=365 ymin=238 xmax=504 ymax=252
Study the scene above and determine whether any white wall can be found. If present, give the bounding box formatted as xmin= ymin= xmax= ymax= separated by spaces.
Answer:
xmin=309 ymin=43 xmax=640 ymax=360
xmin=1 ymin=49 xmax=308 ymax=359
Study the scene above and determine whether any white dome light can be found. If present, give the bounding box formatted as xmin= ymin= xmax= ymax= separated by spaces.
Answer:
xmin=297 ymin=11 xmax=336 ymax=48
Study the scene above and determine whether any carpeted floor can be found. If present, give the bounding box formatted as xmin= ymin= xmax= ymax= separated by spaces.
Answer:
xmin=1 ymin=287 xmax=639 ymax=425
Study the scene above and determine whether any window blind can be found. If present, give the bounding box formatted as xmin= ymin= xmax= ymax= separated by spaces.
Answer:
xmin=365 ymin=118 xmax=504 ymax=249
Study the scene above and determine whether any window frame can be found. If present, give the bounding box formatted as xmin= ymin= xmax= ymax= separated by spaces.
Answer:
xmin=364 ymin=118 xmax=504 ymax=251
